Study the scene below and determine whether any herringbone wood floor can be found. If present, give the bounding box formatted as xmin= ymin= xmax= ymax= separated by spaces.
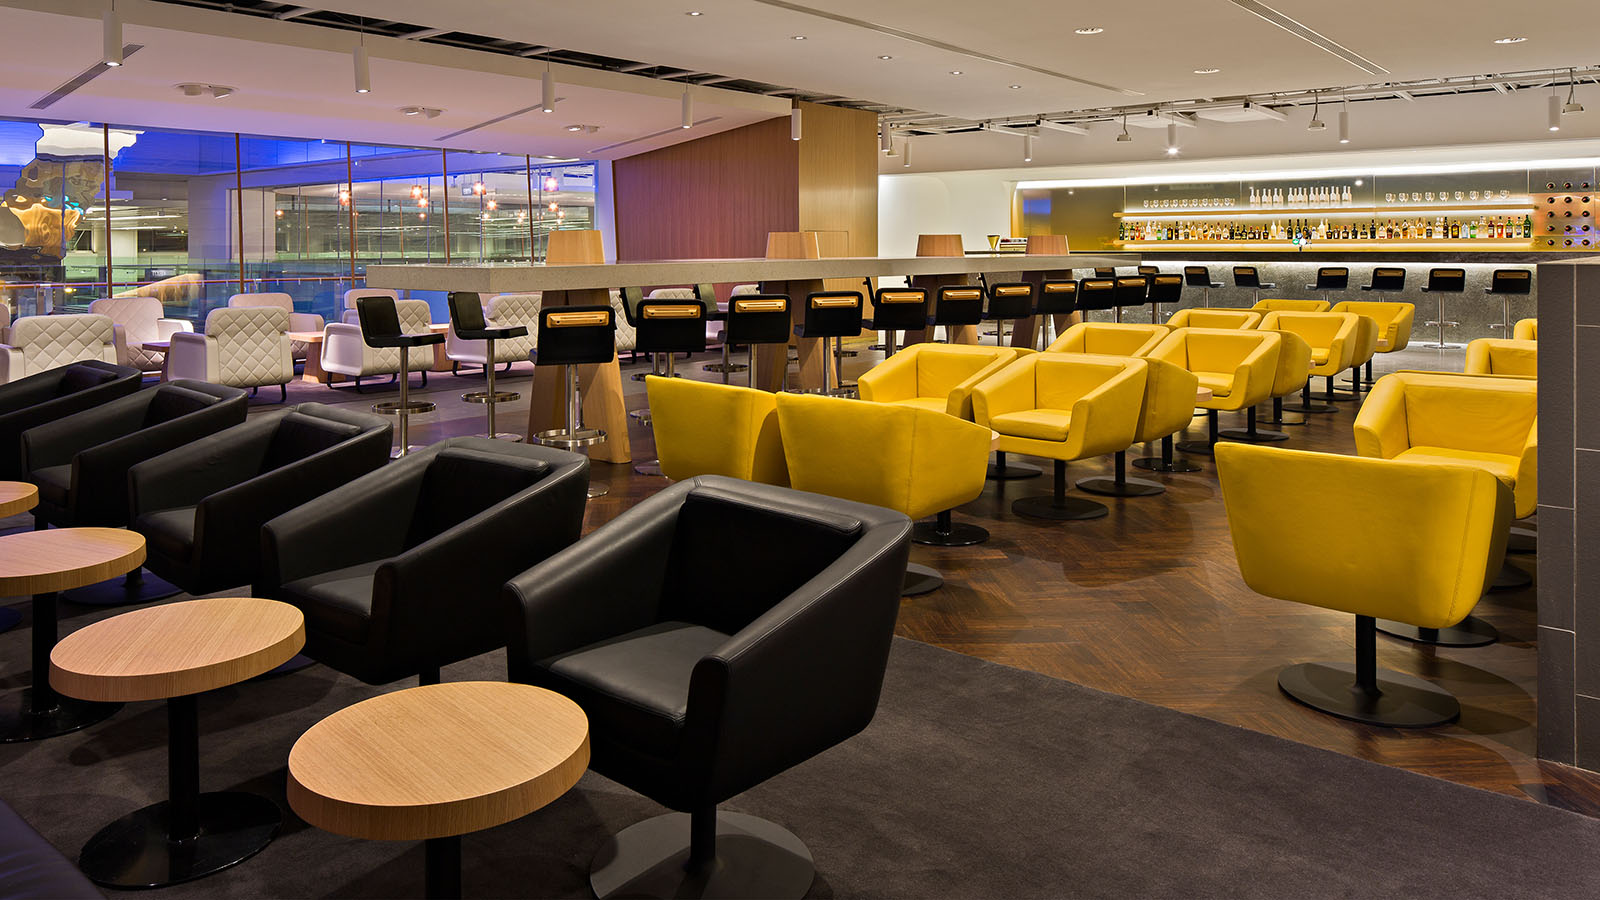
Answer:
xmin=278 ymin=341 xmax=1600 ymax=817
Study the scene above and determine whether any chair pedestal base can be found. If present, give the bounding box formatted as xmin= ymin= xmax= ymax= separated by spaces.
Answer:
xmin=1278 ymin=662 xmax=1459 ymax=728
xmin=79 ymin=792 xmax=281 ymax=889
xmin=902 ymin=563 xmax=944 ymax=596
xmin=1132 ymin=436 xmax=1202 ymax=473
xmin=1491 ymin=562 xmax=1532 ymax=591
xmin=1375 ymin=616 xmax=1498 ymax=648
xmin=590 ymin=811 xmax=815 ymax=900
xmin=1012 ymin=495 xmax=1107 ymax=521
xmin=986 ymin=451 xmax=1041 ymax=480
xmin=534 ymin=427 xmax=606 ymax=450
xmin=66 ymin=570 xmax=181 ymax=607
xmin=912 ymin=511 xmax=988 ymax=547
xmin=1076 ymin=451 xmax=1163 ymax=497
xmin=633 ymin=460 xmax=664 ymax=477
xmin=1217 ymin=407 xmax=1288 ymax=444
xmin=1507 ymin=525 xmax=1536 ymax=555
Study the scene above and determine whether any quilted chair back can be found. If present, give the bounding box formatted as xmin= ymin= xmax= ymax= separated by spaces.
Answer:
xmin=486 ymin=293 xmax=541 ymax=357
xmin=610 ymin=290 xmax=637 ymax=352
xmin=204 ymin=306 xmax=294 ymax=388
xmin=343 ymin=288 xmax=398 ymax=325
xmin=89 ymin=296 xmax=162 ymax=344
xmin=13 ymin=314 xmax=117 ymax=375
xmin=229 ymin=292 xmax=294 ymax=313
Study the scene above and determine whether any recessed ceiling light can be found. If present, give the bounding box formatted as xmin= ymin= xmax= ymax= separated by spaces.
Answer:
xmin=565 ymin=124 xmax=582 ymax=131
xmin=1493 ymin=36 xmax=1527 ymax=44
xmin=686 ymin=10 xmax=703 ymax=15
xmin=791 ymin=35 xmax=806 ymax=40
xmin=1009 ymin=84 xmax=1022 ymax=89
xmin=949 ymin=70 xmax=963 ymax=76
xmin=878 ymin=55 xmax=893 ymax=60
xmin=1074 ymin=27 xmax=1105 ymax=35
xmin=1194 ymin=68 xmax=1220 ymax=75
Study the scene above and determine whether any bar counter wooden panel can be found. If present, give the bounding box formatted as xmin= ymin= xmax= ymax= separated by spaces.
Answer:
xmin=527 ymin=230 xmax=631 ymax=463
xmin=1017 ymin=234 xmax=1077 ymax=350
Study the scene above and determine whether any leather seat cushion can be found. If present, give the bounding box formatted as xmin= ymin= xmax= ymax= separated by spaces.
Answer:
xmin=137 ymin=506 xmax=197 ymax=562
xmin=32 ymin=465 xmax=71 ymax=506
xmin=1395 ymin=446 xmax=1520 ymax=487
xmin=990 ymin=409 xmax=1072 ymax=442
xmin=1194 ymin=373 xmax=1234 ymax=398
xmin=541 ymin=621 xmax=730 ymax=758
xmin=282 ymin=560 xmax=381 ymax=644
xmin=891 ymin=397 xmax=948 ymax=414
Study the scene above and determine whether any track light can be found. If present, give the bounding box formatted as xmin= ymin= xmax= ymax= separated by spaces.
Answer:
xmin=1549 ymin=93 xmax=1562 ymax=131
xmin=1564 ymin=69 xmax=1584 ymax=114
xmin=791 ymin=105 xmax=802 ymax=141
xmin=1165 ymin=123 xmax=1179 ymax=156
xmin=681 ymin=83 xmax=693 ymax=128
xmin=1022 ymin=134 xmax=1033 ymax=163
xmin=880 ymin=128 xmax=892 ymax=153
xmin=1306 ymin=94 xmax=1324 ymax=131
xmin=902 ymin=139 xmax=911 ymax=167
xmin=102 ymin=5 xmax=123 ymax=67
xmin=353 ymin=44 xmax=370 ymax=93
xmin=541 ymin=65 xmax=556 ymax=113
xmin=1116 ymin=114 xmax=1131 ymax=142
xmin=1338 ymin=108 xmax=1350 ymax=143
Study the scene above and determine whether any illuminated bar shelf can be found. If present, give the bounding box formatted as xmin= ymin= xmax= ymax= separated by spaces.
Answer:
xmin=1115 ymin=239 xmax=1533 ymax=251
xmin=1114 ymin=203 xmax=1534 ymax=220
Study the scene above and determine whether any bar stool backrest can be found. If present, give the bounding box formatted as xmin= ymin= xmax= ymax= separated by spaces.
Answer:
xmin=1234 ymin=266 xmax=1265 ymax=288
xmin=725 ymin=294 xmax=791 ymax=346
xmin=1184 ymin=266 xmax=1213 ymax=287
xmin=536 ymin=306 xmax=615 ymax=366
xmin=1426 ymin=267 xmax=1467 ymax=292
xmin=803 ymin=291 xmax=865 ymax=338
xmin=1367 ymin=267 xmax=1406 ymax=291
xmin=1077 ymin=278 xmax=1118 ymax=312
xmin=356 ymin=295 xmax=403 ymax=347
xmin=870 ymin=287 xmax=930 ymax=332
xmin=933 ymin=286 xmax=984 ymax=326
xmin=1093 ymin=267 xmax=1117 ymax=278
xmin=987 ymin=283 xmax=1035 ymax=320
xmin=1148 ymin=274 xmax=1183 ymax=303
xmin=1313 ymin=267 xmax=1349 ymax=290
xmin=1137 ymin=265 xmax=1160 ymax=277
xmin=1037 ymin=280 xmax=1078 ymax=315
xmin=447 ymin=291 xmax=488 ymax=335
xmin=619 ymin=286 xmax=647 ymax=324
xmin=635 ymin=299 xmax=707 ymax=355
xmin=1489 ymin=269 xmax=1532 ymax=294
xmin=1114 ymin=276 xmax=1150 ymax=307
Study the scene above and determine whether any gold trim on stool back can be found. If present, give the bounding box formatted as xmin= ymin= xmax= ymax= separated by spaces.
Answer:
xmin=639 ymin=305 xmax=702 ymax=320
xmin=546 ymin=310 xmax=610 ymax=328
xmin=732 ymin=298 xmax=787 ymax=314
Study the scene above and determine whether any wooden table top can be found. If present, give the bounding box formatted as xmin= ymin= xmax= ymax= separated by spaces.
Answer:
xmin=0 ymin=528 xmax=144 ymax=595
xmin=50 ymin=598 xmax=305 ymax=703
xmin=0 ymin=481 xmax=38 ymax=519
xmin=288 ymin=323 xmax=448 ymax=342
xmin=287 ymin=681 xmax=590 ymax=842
xmin=141 ymin=341 xmax=170 ymax=351
xmin=1196 ymin=386 xmax=1214 ymax=403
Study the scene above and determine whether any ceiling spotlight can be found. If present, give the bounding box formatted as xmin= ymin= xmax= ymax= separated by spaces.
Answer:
xmin=1074 ymin=26 xmax=1104 ymax=35
xmin=102 ymin=6 xmax=123 ymax=67
xmin=791 ymin=35 xmax=806 ymax=40
xmin=880 ymin=128 xmax=892 ymax=153
xmin=1009 ymin=84 xmax=1022 ymax=90
xmin=1307 ymin=94 xmax=1325 ymax=131
xmin=1564 ymin=68 xmax=1584 ymax=114
xmin=1116 ymin=114 xmax=1131 ymax=142
xmin=541 ymin=65 xmax=556 ymax=113
xmin=564 ymin=123 xmax=600 ymax=133
xmin=1549 ymin=93 xmax=1562 ymax=131
xmin=949 ymin=70 xmax=963 ymax=76
xmin=353 ymin=43 xmax=371 ymax=94
xmin=398 ymin=106 xmax=443 ymax=118
xmin=1193 ymin=68 xmax=1220 ymax=75
xmin=902 ymin=139 xmax=911 ymax=168
xmin=1338 ymin=108 xmax=1350 ymax=143
xmin=1022 ymin=134 xmax=1033 ymax=163
xmin=1493 ymin=36 xmax=1527 ymax=44
xmin=878 ymin=55 xmax=893 ymax=60
xmin=791 ymin=105 xmax=802 ymax=141
xmin=401 ymin=105 xmax=421 ymax=115
xmin=178 ymin=83 xmax=205 ymax=97
xmin=682 ymin=83 xmax=693 ymax=128
xmin=1165 ymin=122 xmax=1180 ymax=156
xmin=686 ymin=10 xmax=703 ymax=15
xmin=565 ymin=124 xmax=582 ymax=131
xmin=210 ymin=85 xmax=232 ymax=99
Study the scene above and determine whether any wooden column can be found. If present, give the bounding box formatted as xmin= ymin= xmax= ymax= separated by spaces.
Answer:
xmin=1016 ymin=234 xmax=1076 ymax=350
xmin=525 ymin=230 xmax=632 ymax=463
xmin=906 ymin=234 xmax=975 ymax=346
xmin=756 ymin=231 xmax=825 ymax=392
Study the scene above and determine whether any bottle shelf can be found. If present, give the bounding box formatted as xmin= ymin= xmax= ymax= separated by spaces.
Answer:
xmin=1114 ymin=203 xmax=1535 ymax=220
xmin=1115 ymin=239 xmax=1534 ymax=251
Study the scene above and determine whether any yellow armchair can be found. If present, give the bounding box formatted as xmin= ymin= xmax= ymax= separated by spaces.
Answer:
xmin=1253 ymin=298 xmax=1330 ymax=313
xmin=1464 ymin=338 xmax=1536 ymax=378
xmin=646 ymin=376 xmax=788 ymax=486
xmin=1258 ymin=311 xmax=1358 ymax=414
xmin=1215 ymin=442 xmax=1511 ymax=727
xmin=856 ymin=343 xmax=1025 ymax=420
xmin=1513 ymin=318 xmax=1537 ymax=341
xmin=1216 ymin=330 xmax=1313 ymax=444
xmin=972 ymin=353 xmax=1147 ymax=520
xmin=1146 ymin=327 xmax=1280 ymax=456
xmin=775 ymin=393 xmax=992 ymax=593
xmin=1077 ymin=356 xmax=1199 ymax=498
xmin=1165 ymin=308 xmax=1261 ymax=330
xmin=1044 ymin=322 xmax=1167 ymax=357
xmin=1331 ymin=300 xmax=1415 ymax=354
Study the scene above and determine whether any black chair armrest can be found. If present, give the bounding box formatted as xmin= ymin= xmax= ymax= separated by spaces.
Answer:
xmin=368 ymin=332 xmax=445 ymax=349
xmin=128 ymin=415 xmax=277 ymax=519
xmin=20 ymin=394 xmax=149 ymax=473
xmin=0 ymin=374 xmax=61 ymax=415
xmin=503 ymin=482 xmax=684 ymax=680
xmin=257 ymin=459 xmax=424 ymax=595
xmin=70 ymin=398 xmax=247 ymax=525
xmin=457 ymin=325 xmax=528 ymax=341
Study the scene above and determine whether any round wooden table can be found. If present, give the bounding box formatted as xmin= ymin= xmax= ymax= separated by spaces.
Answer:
xmin=0 ymin=481 xmax=39 ymax=634
xmin=0 ymin=527 xmax=145 ymax=742
xmin=50 ymin=597 xmax=304 ymax=888
xmin=288 ymin=681 xmax=589 ymax=899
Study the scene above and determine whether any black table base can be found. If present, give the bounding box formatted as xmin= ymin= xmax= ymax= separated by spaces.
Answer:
xmin=65 ymin=569 xmax=181 ymax=607
xmin=1 ymin=591 xmax=120 ymax=743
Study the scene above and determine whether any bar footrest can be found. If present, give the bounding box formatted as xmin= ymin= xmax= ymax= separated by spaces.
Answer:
xmin=534 ymin=427 xmax=606 ymax=449
xmin=372 ymin=400 xmax=435 ymax=416
xmin=462 ymin=390 xmax=519 ymax=404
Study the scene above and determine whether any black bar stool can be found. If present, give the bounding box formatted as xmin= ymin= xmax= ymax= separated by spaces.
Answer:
xmin=984 ymin=283 xmax=1034 ymax=346
xmin=631 ymin=297 xmax=706 ymax=475
xmin=724 ymin=294 xmax=790 ymax=388
xmin=357 ymin=296 xmax=444 ymax=458
xmin=1093 ymin=267 xmax=1117 ymax=278
xmin=1485 ymin=268 xmax=1532 ymax=334
xmin=931 ymin=284 xmax=983 ymax=341
xmin=532 ymin=305 xmax=615 ymax=498
xmin=866 ymin=287 xmax=929 ymax=357
xmin=1420 ymin=267 xmax=1466 ymax=348
xmin=1137 ymin=265 xmax=1160 ymax=280
xmin=1184 ymin=265 xmax=1223 ymax=307
xmin=447 ymin=292 xmax=526 ymax=442
xmin=1305 ymin=266 xmax=1349 ymax=304
xmin=1360 ymin=266 xmax=1406 ymax=300
xmin=1233 ymin=265 xmax=1275 ymax=303
xmin=1033 ymin=280 xmax=1078 ymax=349
xmin=795 ymin=291 xmax=864 ymax=396
xmin=693 ymin=283 xmax=750 ymax=379
xmin=1146 ymin=274 xmax=1182 ymax=324
xmin=1112 ymin=276 xmax=1149 ymax=323
xmin=1075 ymin=277 xmax=1117 ymax=324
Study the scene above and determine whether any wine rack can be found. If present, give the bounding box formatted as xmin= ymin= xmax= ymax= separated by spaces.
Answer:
xmin=1535 ymin=178 xmax=1598 ymax=249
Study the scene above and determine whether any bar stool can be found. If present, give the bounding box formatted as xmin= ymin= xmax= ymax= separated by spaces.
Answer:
xmin=931 ymin=284 xmax=983 ymax=342
xmin=1136 ymin=265 xmax=1160 ymax=281
xmin=1146 ymin=274 xmax=1182 ymax=324
xmin=532 ymin=305 xmax=615 ymax=496
xmin=1184 ymin=265 xmax=1223 ymax=307
xmin=1305 ymin=266 xmax=1349 ymax=305
xmin=1112 ymin=276 xmax=1149 ymax=323
xmin=983 ymin=283 xmax=1034 ymax=346
xmin=356 ymin=296 xmax=444 ymax=458
xmin=1420 ymin=267 xmax=1466 ymax=348
xmin=1076 ymin=277 xmax=1118 ymax=324
xmin=794 ymin=291 xmax=864 ymax=396
xmin=1359 ymin=266 xmax=1406 ymax=300
xmin=866 ymin=287 xmax=930 ymax=357
xmin=1485 ymin=269 xmax=1532 ymax=335
xmin=631 ymin=297 xmax=707 ymax=475
xmin=724 ymin=294 xmax=791 ymax=388
xmin=1093 ymin=267 xmax=1117 ymax=278
xmin=1033 ymin=280 xmax=1078 ymax=350
xmin=447 ymin=292 xmax=526 ymax=442
xmin=694 ymin=283 xmax=750 ymax=379
xmin=1233 ymin=265 xmax=1275 ymax=303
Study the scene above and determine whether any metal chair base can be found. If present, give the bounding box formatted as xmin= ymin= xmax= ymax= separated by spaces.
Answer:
xmin=1278 ymin=661 xmax=1459 ymax=728
xmin=986 ymin=451 xmax=1042 ymax=480
xmin=912 ymin=511 xmax=988 ymax=547
xmin=1132 ymin=435 xmax=1202 ymax=473
xmin=902 ymin=563 xmax=945 ymax=596
xmin=1375 ymin=615 xmax=1498 ymax=648
xmin=1012 ymin=494 xmax=1108 ymax=520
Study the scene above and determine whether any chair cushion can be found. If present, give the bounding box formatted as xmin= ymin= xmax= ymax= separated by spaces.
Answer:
xmin=991 ymin=409 xmax=1072 ymax=442
xmin=0 ymin=798 xmax=100 ymax=900
xmin=57 ymin=364 xmax=117 ymax=395
xmin=32 ymin=465 xmax=71 ymax=506
xmin=137 ymin=506 xmax=197 ymax=562
xmin=1195 ymin=373 xmax=1234 ymax=398
xmin=264 ymin=413 xmax=363 ymax=471
xmin=282 ymin=560 xmax=381 ymax=644
xmin=542 ymin=621 xmax=730 ymax=758
xmin=1310 ymin=349 xmax=1330 ymax=365
xmin=144 ymin=384 xmax=219 ymax=425
xmin=1395 ymin=447 xmax=1520 ymax=487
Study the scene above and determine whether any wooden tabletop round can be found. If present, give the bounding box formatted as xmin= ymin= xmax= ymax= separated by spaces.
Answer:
xmin=1196 ymin=386 xmax=1215 ymax=403
xmin=287 ymin=681 xmax=590 ymax=842
xmin=0 ymin=527 xmax=145 ymax=595
xmin=50 ymin=598 xmax=305 ymax=703
xmin=0 ymin=481 xmax=38 ymax=518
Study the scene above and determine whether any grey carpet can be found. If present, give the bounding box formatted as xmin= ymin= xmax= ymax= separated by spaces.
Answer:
xmin=1 ymin=605 xmax=1597 ymax=898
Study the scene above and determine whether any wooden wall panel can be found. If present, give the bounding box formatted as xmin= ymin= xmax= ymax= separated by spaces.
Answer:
xmin=612 ymin=118 xmax=799 ymax=263
xmin=797 ymin=102 xmax=879 ymax=259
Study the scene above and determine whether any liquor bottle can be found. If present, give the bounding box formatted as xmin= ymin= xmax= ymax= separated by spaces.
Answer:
xmin=1523 ymin=214 xmax=1533 ymax=237
xmin=1119 ymin=222 xmax=1127 ymax=242
xmin=1469 ymin=219 xmax=1477 ymax=239
xmin=1450 ymin=219 xmax=1460 ymax=239
xmin=1424 ymin=220 xmax=1433 ymax=239
xmin=1343 ymin=185 xmax=1353 ymax=205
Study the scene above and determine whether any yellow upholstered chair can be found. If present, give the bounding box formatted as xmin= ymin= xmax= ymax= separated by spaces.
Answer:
xmin=972 ymin=353 xmax=1147 ymax=520
xmin=1075 ymin=356 xmax=1199 ymax=498
xmin=1252 ymin=298 xmax=1330 ymax=313
xmin=646 ymin=376 xmax=788 ymax=486
xmin=1331 ymin=301 xmax=1415 ymax=390
xmin=1464 ymin=338 xmax=1536 ymax=378
xmin=775 ymin=393 xmax=991 ymax=594
xmin=1216 ymin=442 xmax=1511 ymax=727
xmin=1142 ymin=327 xmax=1279 ymax=458
xmin=1330 ymin=313 xmax=1379 ymax=403
xmin=856 ymin=343 xmax=1023 ymax=420
xmin=1257 ymin=311 xmax=1358 ymax=414
xmin=1045 ymin=322 xmax=1167 ymax=357
xmin=1513 ymin=318 xmax=1537 ymax=341
xmin=1216 ymin=330 xmax=1314 ymax=445
xmin=1165 ymin=308 xmax=1261 ymax=330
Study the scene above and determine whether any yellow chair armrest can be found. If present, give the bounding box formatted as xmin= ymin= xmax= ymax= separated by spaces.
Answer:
xmin=946 ymin=353 xmax=1019 ymax=419
xmin=1351 ymin=376 xmax=1409 ymax=459
xmin=907 ymin=412 xmax=993 ymax=518
xmin=971 ymin=359 xmax=1036 ymax=427
xmin=856 ymin=349 xmax=917 ymax=403
xmin=1066 ymin=361 xmax=1147 ymax=458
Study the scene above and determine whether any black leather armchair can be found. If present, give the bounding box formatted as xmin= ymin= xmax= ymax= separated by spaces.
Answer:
xmin=0 ymin=361 xmax=141 ymax=480
xmin=258 ymin=437 xmax=589 ymax=685
xmin=128 ymin=403 xmax=392 ymax=595
xmin=504 ymin=476 xmax=911 ymax=899
xmin=0 ymin=798 xmax=101 ymax=899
